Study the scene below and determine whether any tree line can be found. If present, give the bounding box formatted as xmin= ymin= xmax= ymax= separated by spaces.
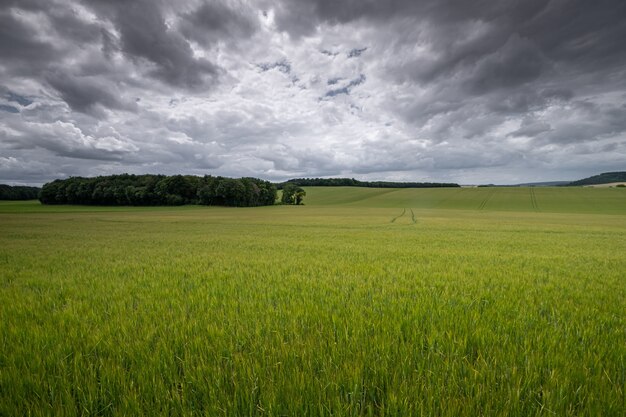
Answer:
xmin=39 ymin=174 xmax=277 ymax=207
xmin=0 ymin=184 xmax=41 ymax=200
xmin=277 ymin=177 xmax=460 ymax=188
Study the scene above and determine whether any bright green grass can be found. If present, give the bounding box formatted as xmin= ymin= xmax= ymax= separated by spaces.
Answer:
xmin=1 ymin=189 xmax=625 ymax=416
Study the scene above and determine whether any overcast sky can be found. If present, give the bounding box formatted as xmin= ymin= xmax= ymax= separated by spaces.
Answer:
xmin=1 ymin=0 xmax=625 ymax=185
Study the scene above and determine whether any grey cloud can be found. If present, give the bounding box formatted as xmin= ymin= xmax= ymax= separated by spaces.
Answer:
xmin=324 ymin=74 xmax=365 ymax=97
xmin=256 ymin=144 xmax=342 ymax=177
xmin=519 ymin=0 xmax=626 ymax=69
xmin=47 ymin=5 xmax=103 ymax=44
xmin=0 ymin=9 xmax=58 ymax=72
xmin=45 ymin=72 xmax=137 ymax=115
xmin=0 ymin=105 xmax=19 ymax=113
xmin=540 ymin=88 xmax=573 ymax=102
xmin=1 ymin=119 xmax=137 ymax=161
xmin=486 ymin=89 xmax=557 ymax=115
xmin=272 ymin=0 xmax=625 ymax=99
xmin=321 ymin=49 xmax=339 ymax=57
xmin=466 ymin=35 xmax=547 ymax=95
xmin=258 ymin=60 xmax=291 ymax=74
xmin=179 ymin=0 xmax=259 ymax=44
xmin=0 ymin=155 xmax=54 ymax=184
xmin=268 ymin=0 xmax=534 ymax=36
xmin=113 ymin=1 xmax=220 ymax=89
xmin=508 ymin=120 xmax=552 ymax=138
xmin=348 ymin=47 xmax=367 ymax=58
xmin=344 ymin=138 xmax=517 ymax=174
xmin=534 ymin=101 xmax=626 ymax=145
xmin=1 ymin=0 xmax=625 ymax=185
xmin=79 ymin=0 xmax=222 ymax=89
xmin=3 ymin=90 xmax=34 ymax=106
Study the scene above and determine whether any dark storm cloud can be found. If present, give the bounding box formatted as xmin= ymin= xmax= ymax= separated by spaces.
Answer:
xmin=465 ymin=35 xmax=547 ymax=95
xmin=179 ymin=0 xmax=259 ymax=44
xmin=0 ymin=9 xmax=58 ymax=72
xmin=112 ymin=1 xmax=220 ymax=89
xmin=45 ymin=72 xmax=137 ymax=115
xmin=46 ymin=5 xmax=103 ymax=44
xmin=272 ymin=0 xmax=626 ymax=92
xmin=269 ymin=0 xmax=545 ymax=37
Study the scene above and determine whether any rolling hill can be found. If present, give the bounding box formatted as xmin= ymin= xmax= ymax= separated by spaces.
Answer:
xmin=302 ymin=186 xmax=626 ymax=214
xmin=566 ymin=171 xmax=626 ymax=186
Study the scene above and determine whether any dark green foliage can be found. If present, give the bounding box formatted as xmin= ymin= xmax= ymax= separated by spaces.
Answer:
xmin=277 ymin=177 xmax=460 ymax=189
xmin=39 ymin=174 xmax=277 ymax=207
xmin=566 ymin=171 xmax=626 ymax=186
xmin=0 ymin=184 xmax=41 ymax=200
xmin=281 ymin=183 xmax=306 ymax=205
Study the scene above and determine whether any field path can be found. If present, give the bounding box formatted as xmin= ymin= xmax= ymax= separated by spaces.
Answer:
xmin=391 ymin=208 xmax=417 ymax=224
xmin=391 ymin=208 xmax=406 ymax=223
xmin=478 ymin=188 xmax=496 ymax=210
xmin=530 ymin=188 xmax=539 ymax=211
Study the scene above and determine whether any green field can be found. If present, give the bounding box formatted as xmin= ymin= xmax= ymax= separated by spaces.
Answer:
xmin=1 ymin=187 xmax=625 ymax=416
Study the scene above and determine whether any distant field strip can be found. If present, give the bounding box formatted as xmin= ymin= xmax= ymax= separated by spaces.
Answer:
xmin=303 ymin=186 xmax=626 ymax=214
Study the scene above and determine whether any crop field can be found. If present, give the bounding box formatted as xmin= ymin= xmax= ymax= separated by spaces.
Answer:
xmin=0 ymin=187 xmax=625 ymax=416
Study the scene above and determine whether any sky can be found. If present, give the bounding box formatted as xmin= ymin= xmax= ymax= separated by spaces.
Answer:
xmin=1 ymin=0 xmax=625 ymax=186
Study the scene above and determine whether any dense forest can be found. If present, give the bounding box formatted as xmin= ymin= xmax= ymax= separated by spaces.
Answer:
xmin=566 ymin=171 xmax=626 ymax=186
xmin=39 ymin=174 xmax=277 ymax=207
xmin=0 ymin=184 xmax=41 ymax=200
xmin=277 ymin=178 xmax=460 ymax=188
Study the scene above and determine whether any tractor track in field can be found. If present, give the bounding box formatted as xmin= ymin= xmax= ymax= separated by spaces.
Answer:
xmin=530 ymin=188 xmax=539 ymax=211
xmin=391 ymin=208 xmax=417 ymax=224
xmin=478 ymin=189 xmax=496 ymax=210
xmin=391 ymin=208 xmax=406 ymax=223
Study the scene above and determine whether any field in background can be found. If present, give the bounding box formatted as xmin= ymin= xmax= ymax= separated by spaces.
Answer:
xmin=303 ymin=186 xmax=626 ymax=214
xmin=1 ymin=188 xmax=625 ymax=416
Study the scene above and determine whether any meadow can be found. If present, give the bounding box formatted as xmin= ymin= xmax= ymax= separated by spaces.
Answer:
xmin=0 ymin=187 xmax=625 ymax=416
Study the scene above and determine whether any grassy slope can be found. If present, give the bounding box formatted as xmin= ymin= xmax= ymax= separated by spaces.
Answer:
xmin=303 ymin=186 xmax=626 ymax=214
xmin=1 ymin=191 xmax=625 ymax=416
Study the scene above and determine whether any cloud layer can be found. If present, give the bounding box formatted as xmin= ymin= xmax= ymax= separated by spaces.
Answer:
xmin=1 ymin=0 xmax=625 ymax=185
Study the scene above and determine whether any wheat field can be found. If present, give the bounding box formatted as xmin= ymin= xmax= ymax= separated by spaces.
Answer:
xmin=1 ymin=187 xmax=624 ymax=416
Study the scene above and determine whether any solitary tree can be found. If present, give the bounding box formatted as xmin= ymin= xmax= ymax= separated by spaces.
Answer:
xmin=294 ymin=188 xmax=306 ymax=205
xmin=281 ymin=183 xmax=306 ymax=205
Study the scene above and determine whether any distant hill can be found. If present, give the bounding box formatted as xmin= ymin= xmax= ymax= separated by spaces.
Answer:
xmin=278 ymin=178 xmax=460 ymax=189
xmin=0 ymin=184 xmax=41 ymax=200
xmin=566 ymin=172 xmax=626 ymax=186
xmin=513 ymin=181 xmax=570 ymax=187
xmin=478 ymin=181 xmax=570 ymax=187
